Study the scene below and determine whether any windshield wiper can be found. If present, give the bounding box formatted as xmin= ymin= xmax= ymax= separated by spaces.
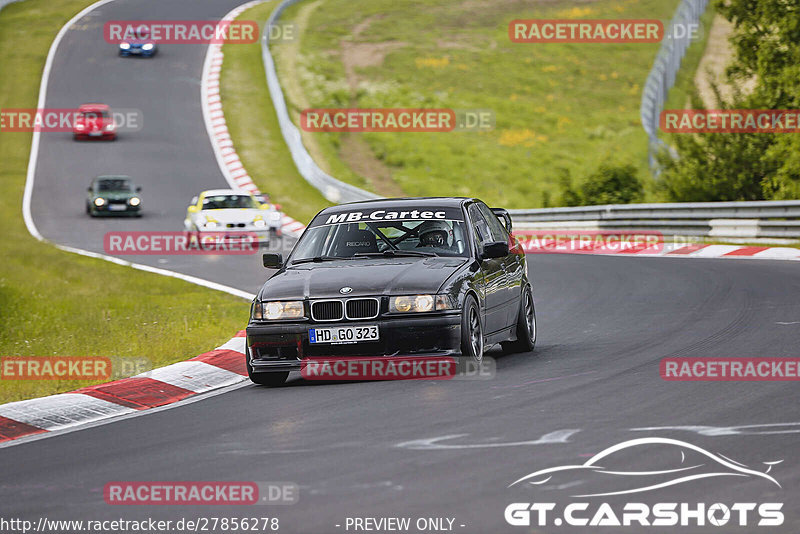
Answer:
xmin=355 ymin=250 xmax=437 ymax=258
xmin=290 ymin=256 xmax=343 ymax=265
xmin=290 ymin=255 xmax=371 ymax=265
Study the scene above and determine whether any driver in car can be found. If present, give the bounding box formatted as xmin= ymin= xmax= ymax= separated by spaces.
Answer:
xmin=416 ymin=220 xmax=453 ymax=250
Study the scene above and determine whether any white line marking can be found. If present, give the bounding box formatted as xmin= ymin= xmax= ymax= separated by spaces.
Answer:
xmin=396 ymin=429 xmax=580 ymax=450
xmin=20 ymin=0 xmax=255 ymax=301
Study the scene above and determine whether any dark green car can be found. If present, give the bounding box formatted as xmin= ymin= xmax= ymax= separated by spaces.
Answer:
xmin=86 ymin=176 xmax=142 ymax=217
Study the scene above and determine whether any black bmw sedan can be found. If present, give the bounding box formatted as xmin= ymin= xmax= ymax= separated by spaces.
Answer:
xmin=245 ymin=197 xmax=536 ymax=386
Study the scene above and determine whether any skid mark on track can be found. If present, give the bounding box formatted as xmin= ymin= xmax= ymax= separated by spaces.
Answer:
xmin=492 ymin=370 xmax=596 ymax=389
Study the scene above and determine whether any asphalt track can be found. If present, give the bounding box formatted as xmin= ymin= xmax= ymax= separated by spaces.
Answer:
xmin=8 ymin=0 xmax=800 ymax=532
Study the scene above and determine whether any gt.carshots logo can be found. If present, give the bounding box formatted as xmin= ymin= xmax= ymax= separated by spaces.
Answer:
xmin=504 ymin=438 xmax=785 ymax=527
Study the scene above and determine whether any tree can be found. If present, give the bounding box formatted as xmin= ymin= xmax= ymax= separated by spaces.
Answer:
xmin=659 ymin=0 xmax=800 ymax=200
xmin=559 ymin=163 xmax=643 ymax=206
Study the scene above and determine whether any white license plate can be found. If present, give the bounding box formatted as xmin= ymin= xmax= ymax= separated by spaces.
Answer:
xmin=309 ymin=325 xmax=379 ymax=344
xmin=108 ymin=204 xmax=126 ymax=211
xmin=89 ymin=131 xmax=102 ymax=136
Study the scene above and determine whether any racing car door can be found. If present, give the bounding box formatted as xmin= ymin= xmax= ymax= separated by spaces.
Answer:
xmin=467 ymin=203 xmax=509 ymax=334
xmin=476 ymin=202 xmax=523 ymax=327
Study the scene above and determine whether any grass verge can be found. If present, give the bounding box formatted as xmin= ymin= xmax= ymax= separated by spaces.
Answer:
xmin=270 ymin=0 xmax=683 ymax=208
xmin=0 ymin=0 xmax=248 ymax=404
xmin=220 ymin=1 xmax=330 ymax=224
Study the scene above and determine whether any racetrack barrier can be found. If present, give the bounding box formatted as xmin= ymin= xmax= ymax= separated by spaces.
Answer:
xmin=260 ymin=0 xmax=379 ymax=204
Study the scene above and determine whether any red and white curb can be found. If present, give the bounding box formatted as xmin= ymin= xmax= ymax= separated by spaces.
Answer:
xmin=515 ymin=235 xmax=800 ymax=261
xmin=201 ymin=0 xmax=307 ymax=239
xmin=0 ymin=332 xmax=248 ymax=444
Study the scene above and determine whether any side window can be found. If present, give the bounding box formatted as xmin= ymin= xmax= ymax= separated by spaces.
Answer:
xmin=477 ymin=202 xmax=509 ymax=243
xmin=468 ymin=204 xmax=492 ymax=246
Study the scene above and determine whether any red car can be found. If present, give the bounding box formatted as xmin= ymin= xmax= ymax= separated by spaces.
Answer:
xmin=73 ymin=103 xmax=116 ymax=140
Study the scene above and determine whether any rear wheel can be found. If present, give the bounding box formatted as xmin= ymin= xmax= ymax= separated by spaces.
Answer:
xmin=460 ymin=295 xmax=483 ymax=362
xmin=502 ymin=285 xmax=536 ymax=354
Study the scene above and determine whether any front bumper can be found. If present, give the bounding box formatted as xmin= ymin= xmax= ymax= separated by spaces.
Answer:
xmin=246 ymin=313 xmax=462 ymax=372
xmin=91 ymin=203 xmax=140 ymax=215
xmin=74 ymin=131 xmax=116 ymax=140
xmin=195 ymin=229 xmax=270 ymax=246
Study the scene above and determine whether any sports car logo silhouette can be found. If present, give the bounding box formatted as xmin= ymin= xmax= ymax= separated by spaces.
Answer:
xmin=509 ymin=437 xmax=782 ymax=498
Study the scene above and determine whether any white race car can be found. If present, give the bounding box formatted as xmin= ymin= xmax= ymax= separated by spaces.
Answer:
xmin=184 ymin=189 xmax=282 ymax=248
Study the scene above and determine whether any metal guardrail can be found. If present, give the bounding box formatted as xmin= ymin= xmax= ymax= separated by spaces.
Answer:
xmin=261 ymin=0 xmax=379 ymax=204
xmin=509 ymin=201 xmax=800 ymax=239
xmin=640 ymin=0 xmax=710 ymax=170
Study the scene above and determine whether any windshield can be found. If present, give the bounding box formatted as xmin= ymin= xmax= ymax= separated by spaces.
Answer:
xmin=290 ymin=219 xmax=469 ymax=262
xmin=202 ymin=194 xmax=259 ymax=210
xmin=82 ymin=110 xmax=109 ymax=119
xmin=96 ymin=179 xmax=132 ymax=192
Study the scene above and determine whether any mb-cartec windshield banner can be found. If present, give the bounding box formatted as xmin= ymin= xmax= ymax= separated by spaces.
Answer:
xmin=312 ymin=208 xmax=464 ymax=226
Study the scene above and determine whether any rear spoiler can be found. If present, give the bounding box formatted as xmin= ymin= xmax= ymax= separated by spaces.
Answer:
xmin=491 ymin=208 xmax=512 ymax=233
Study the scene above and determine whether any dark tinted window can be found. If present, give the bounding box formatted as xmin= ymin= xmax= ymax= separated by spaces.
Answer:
xmin=202 ymin=195 xmax=259 ymax=209
xmin=476 ymin=202 xmax=509 ymax=243
xmin=96 ymin=179 xmax=132 ymax=192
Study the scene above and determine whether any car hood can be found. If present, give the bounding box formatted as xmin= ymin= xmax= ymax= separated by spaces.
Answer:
xmin=259 ymin=257 xmax=468 ymax=300
xmin=198 ymin=208 xmax=260 ymax=223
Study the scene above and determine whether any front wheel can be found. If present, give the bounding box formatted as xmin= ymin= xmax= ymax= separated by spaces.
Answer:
xmin=460 ymin=295 xmax=484 ymax=362
xmin=249 ymin=371 xmax=289 ymax=387
xmin=246 ymin=345 xmax=288 ymax=386
xmin=502 ymin=285 xmax=536 ymax=354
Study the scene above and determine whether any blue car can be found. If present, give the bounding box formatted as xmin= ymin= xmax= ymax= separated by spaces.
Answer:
xmin=119 ymin=28 xmax=157 ymax=57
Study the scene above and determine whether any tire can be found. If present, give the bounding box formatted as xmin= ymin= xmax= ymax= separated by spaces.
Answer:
xmin=246 ymin=345 xmax=288 ymax=386
xmin=502 ymin=285 xmax=536 ymax=354
xmin=460 ymin=295 xmax=484 ymax=362
xmin=249 ymin=371 xmax=289 ymax=387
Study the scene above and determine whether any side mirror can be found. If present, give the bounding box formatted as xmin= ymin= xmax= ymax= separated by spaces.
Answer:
xmin=136 ymin=186 xmax=142 ymax=192
xmin=482 ymin=241 xmax=509 ymax=259
xmin=187 ymin=205 xmax=199 ymax=213
xmin=491 ymin=208 xmax=512 ymax=233
xmin=87 ymin=187 xmax=92 ymax=192
xmin=263 ymin=253 xmax=283 ymax=269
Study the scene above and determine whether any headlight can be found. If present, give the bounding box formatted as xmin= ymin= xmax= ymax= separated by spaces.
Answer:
xmin=105 ymin=123 xmax=114 ymax=131
xmin=253 ymin=219 xmax=267 ymax=228
xmin=94 ymin=197 xmax=106 ymax=206
xmin=129 ymin=197 xmax=140 ymax=206
xmin=75 ymin=123 xmax=85 ymax=130
xmin=202 ymin=220 xmax=217 ymax=229
xmin=120 ymin=42 xmax=131 ymax=50
xmin=142 ymin=43 xmax=154 ymax=51
xmin=255 ymin=300 xmax=304 ymax=320
xmin=390 ymin=294 xmax=452 ymax=313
